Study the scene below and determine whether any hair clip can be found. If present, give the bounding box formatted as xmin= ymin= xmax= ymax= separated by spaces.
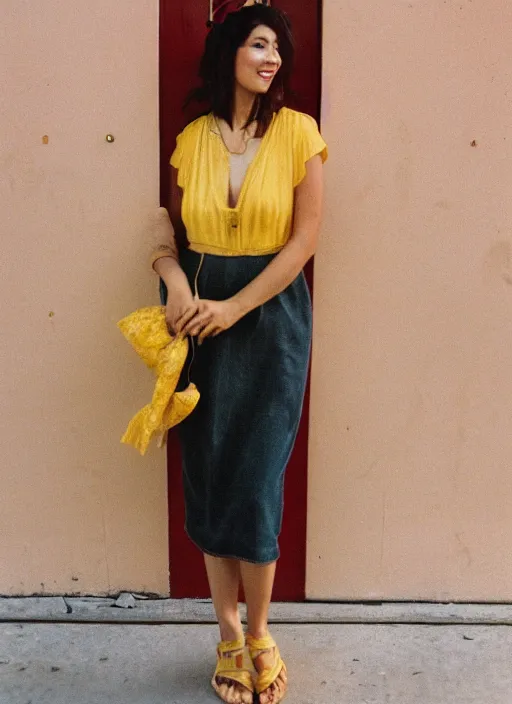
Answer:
xmin=208 ymin=1 xmax=270 ymax=28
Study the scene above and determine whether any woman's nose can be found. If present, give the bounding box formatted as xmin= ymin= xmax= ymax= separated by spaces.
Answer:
xmin=266 ymin=49 xmax=280 ymax=65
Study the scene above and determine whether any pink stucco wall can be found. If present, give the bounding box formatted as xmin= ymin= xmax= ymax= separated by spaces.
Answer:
xmin=1 ymin=0 xmax=168 ymax=595
xmin=308 ymin=0 xmax=512 ymax=600
xmin=3 ymin=0 xmax=512 ymax=602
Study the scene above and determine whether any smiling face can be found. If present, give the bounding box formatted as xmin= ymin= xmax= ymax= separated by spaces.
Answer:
xmin=234 ymin=24 xmax=282 ymax=95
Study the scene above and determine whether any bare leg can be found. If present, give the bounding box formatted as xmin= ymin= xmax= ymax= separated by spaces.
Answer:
xmin=204 ymin=555 xmax=252 ymax=704
xmin=240 ymin=561 xmax=288 ymax=704
xmin=239 ymin=561 xmax=275 ymax=638
xmin=205 ymin=554 xmax=242 ymax=641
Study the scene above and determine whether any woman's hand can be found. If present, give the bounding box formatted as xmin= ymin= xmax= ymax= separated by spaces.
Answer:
xmin=181 ymin=298 xmax=243 ymax=344
xmin=154 ymin=255 xmax=199 ymax=337
xmin=165 ymin=288 xmax=199 ymax=337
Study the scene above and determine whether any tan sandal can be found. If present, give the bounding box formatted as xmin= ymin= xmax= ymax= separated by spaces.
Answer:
xmin=211 ymin=636 xmax=254 ymax=704
xmin=246 ymin=633 xmax=287 ymax=703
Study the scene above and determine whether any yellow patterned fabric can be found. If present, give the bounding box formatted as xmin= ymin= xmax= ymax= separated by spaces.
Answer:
xmin=170 ymin=107 xmax=328 ymax=256
xmin=118 ymin=306 xmax=199 ymax=455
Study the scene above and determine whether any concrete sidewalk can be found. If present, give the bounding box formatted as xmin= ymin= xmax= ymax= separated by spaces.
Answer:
xmin=1 ymin=620 xmax=510 ymax=704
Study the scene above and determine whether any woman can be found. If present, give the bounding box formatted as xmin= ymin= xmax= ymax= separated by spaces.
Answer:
xmin=151 ymin=6 xmax=327 ymax=703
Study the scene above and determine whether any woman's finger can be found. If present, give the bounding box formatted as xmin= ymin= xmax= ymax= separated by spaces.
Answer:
xmin=198 ymin=322 xmax=219 ymax=345
xmin=175 ymin=304 xmax=198 ymax=328
xmin=182 ymin=311 xmax=213 ymax=336
xmin=175 ymin=304 xmax=199 ymax=336
xmin=188 ymin=321 xmax=211 ymax=337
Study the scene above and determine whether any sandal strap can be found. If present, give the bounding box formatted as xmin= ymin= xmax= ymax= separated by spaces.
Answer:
xmin=217 ymin=636 xmax=246 ymax=655
xmin=246 ymin=633 xmax=285 ymax=694
xmin=245 ymin=633 xmax=277 ymax=654
xmin=213 ymin=637 xmax=254 ymax=693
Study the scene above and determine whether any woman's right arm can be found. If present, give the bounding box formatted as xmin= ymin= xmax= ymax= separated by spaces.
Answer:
xmin=151 ymin=167 xmax=198 ymax=335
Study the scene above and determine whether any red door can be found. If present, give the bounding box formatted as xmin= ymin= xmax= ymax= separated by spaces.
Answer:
xmin=160 ymin=0 xmax=322 ymax=600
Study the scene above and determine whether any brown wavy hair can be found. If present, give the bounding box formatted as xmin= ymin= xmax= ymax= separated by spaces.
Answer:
xmin=186 ymin=5 xmax=295 ymax=136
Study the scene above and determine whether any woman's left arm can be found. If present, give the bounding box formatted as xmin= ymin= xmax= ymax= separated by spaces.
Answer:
xmin=232 ymin=153 xmax=324 ymax=313
xmin=182 ymin=154 xmax=324 ymax=343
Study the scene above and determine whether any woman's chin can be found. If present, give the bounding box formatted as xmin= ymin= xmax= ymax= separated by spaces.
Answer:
xmin=240 ymin=80 xmax=273 ymax=95
xmin=253 ymin=84 xmax=273 ymax=95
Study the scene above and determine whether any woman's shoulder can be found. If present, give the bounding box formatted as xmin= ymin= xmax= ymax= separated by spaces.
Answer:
xmin=276 ymin=107 xmax=321 ymax=132
xmin=171 ymin=115 xmax=210 ymax=171
xmin=177 ymin=114 xmax=210 ymax=142
xmin=275 ymin=108 xmax=327 ymax=185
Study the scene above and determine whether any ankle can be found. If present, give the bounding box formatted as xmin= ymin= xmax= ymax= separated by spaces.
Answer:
xmin=218 ymin=616 xmax=243 ymax=643
xmin=246 ymin=626 xmax=269 ymax=640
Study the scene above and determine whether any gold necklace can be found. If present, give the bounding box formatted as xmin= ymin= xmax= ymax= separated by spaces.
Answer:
xmin=214 ymin=116 xmax=256 ymax=155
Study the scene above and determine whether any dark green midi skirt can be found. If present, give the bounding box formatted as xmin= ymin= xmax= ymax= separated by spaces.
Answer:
xmin=161 ymin=248 xmax=312 ymax=563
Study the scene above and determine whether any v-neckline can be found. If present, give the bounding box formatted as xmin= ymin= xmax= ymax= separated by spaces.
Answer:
xmin=228 ymin=140 xmax=262 ymax=208
xmin=208 ymin=112 xmax=277 ymax=212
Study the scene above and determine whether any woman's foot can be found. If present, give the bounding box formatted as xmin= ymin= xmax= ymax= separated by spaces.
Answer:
xmin=215 ymin=676 xmax=253 ymax=704
xmin=246 ymin=633 xmax=288 ymax=704
xmin=211 ymin=637 xmax=254 ymax=704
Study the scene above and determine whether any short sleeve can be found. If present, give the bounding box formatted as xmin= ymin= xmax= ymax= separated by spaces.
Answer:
xmin=170 ymin=132 xmax=183 ymax=170
xmin=169 ymin=130 xmax=186 ymax=189
xmin=292 ymin=112 xmax=328 ymax=187
xmin=169 ymin=117 xmax=203 ymax=189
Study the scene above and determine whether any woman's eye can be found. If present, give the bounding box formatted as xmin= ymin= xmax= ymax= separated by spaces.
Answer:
xmin=253 ymin=42 xmax=265 ymax=49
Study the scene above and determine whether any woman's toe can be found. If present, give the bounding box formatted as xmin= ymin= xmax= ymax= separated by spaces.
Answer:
xmin=275 ymin=681 xmax=283 ymax=698
xmin=263 ymin=678 xmax=285 ymax=704
xmin=241 ymin=687 xmax=253 ymax=704
xmin=219 ymin=682 xmax=229 ymax=702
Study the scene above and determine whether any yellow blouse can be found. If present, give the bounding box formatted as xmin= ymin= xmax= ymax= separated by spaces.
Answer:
xmin=170 ymin=107 xmax=328 ymax=256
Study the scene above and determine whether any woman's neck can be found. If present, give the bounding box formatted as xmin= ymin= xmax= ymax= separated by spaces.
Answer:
xmin=232 ymin=84 xmax=257 ymax=131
